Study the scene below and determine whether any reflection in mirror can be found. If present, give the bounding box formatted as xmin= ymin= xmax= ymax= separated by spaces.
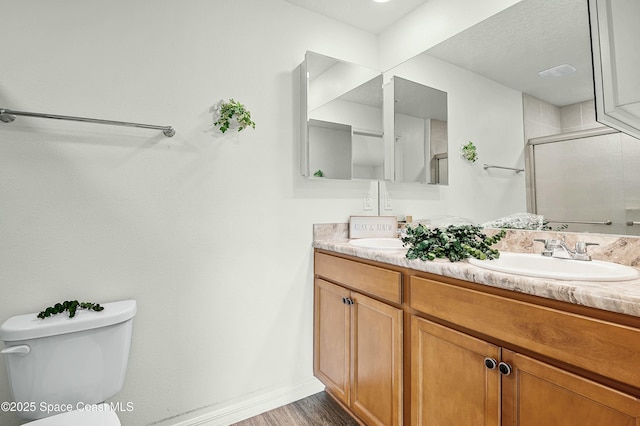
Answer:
xmin=423 ymin=0 xmax=640 ymax=235
xmin=385 ymin=76 xmax=448 ymax=184
xmin=300 ymin=51 xmax=449 ymax=184
xmin=528 ymin=128 xmax=640 ymax=236
xmin=589 ymin=0 xmax=640 ymax=140
xmin=427 ymin=0 xmax=594 ymax=127
xmin=301 ymin=51 xmax=383 ymax=180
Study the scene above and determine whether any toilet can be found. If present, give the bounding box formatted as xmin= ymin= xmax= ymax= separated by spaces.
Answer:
xmin=0 ymin=300 xmax=136 ymax=425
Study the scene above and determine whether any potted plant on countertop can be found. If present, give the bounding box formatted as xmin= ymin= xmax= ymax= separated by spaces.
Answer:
xmin=402 ymin=224 xmax=506 ymax=262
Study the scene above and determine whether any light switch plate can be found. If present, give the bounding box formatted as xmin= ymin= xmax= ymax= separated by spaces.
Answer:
xmin=364 ymin=193 xmax=373 ymax=211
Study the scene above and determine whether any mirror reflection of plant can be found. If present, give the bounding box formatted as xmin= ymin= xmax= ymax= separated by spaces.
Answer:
xmin=496 ymin=221 xmax=568 ymax=231
xmin=313 ymin=169 xmax=324 ymax=177
xmin=541 ymin=220 xmax=568 ymax=231
xmin=213 ymin=99 xmax=256 ymax=133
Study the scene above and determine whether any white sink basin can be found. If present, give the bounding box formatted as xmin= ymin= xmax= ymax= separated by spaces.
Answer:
xmin=348 ymin=238 xmax=406 ymax=250
xmin=468 ymin=252 xmax=639 ymax=281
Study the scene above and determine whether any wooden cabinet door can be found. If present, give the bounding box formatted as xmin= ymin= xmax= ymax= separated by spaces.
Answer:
xmin=314 ymin=278 xmax=351 ymax=406
xmin=351 ymin=292 xmax=403 ymax=426
xmin=411 ymin=316 xmax=500 ymax=426
xmin=502 ymin=349 xmax=640 ymax=426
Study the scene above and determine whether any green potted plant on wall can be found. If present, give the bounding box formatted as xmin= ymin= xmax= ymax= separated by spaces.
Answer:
xmin=461 ymin=141 xmax=478 ymax=163
xmin=213 ymin=99 xmax=256 ymax=133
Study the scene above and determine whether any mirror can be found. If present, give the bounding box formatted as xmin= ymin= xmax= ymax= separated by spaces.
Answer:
xmin=384 ymin=76 xmax=448 ymax=184
xmin=589 ymin=0 xmax=640 ymax=140
xmin=301 ymin=51 xmax=449 ymax=184
xmin=301 ymin=51 xmax=384 ymax=180
xmin=420 ymin=0 xmax=640 ymax=236
xmin=426 ymin=0 xmax=594 ymax=116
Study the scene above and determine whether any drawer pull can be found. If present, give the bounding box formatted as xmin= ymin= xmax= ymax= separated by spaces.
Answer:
xmin=484 ymin=357 xmax=497 ymax=370
xmin=498 ymin=362 xmax=512 ymax=376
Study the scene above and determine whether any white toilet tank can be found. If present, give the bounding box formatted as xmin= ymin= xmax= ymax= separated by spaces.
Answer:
xmin=0 ymin=300 xmax=136 ymax=421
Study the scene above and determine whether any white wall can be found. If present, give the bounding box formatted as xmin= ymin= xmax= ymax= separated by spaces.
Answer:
xmin=0 ymin=1 xmax=525 ymax=425
xmin=0 ymin=1 xmax=378 ymax=425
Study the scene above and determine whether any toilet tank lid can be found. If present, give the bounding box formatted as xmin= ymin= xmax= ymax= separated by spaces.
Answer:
xmin=0 ymin=300 xmax=137 ymax=342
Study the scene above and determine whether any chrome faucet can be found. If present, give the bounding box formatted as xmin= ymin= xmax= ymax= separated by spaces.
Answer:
xmin=533 ymin=238 xmax=598 ymax=261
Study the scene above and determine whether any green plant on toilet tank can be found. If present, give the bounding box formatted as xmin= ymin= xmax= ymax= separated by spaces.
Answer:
xmin=402 ymin=224 xmax=506 ymax=262
xmin=213 ymin=99 xmax=256 ymax=133
xmin=37 ymin=300 xmax=104 ymax=319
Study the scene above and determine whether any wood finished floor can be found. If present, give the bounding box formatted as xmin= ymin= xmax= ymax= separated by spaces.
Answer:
xmin=230 ymin=391 xmax=359 ymax=426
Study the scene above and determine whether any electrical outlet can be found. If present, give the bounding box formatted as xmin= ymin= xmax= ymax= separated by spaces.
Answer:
xmin=384 ymin=192 xmax=392 ymax=210
xmin=364 ymin=193 xmax=373 ymax=211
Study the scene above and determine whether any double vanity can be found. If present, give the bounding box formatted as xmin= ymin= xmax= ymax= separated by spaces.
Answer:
xmin=313 ymin=224 xmax=640 ymax=425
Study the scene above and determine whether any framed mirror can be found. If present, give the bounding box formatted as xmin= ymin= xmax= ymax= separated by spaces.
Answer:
xmin=589 ymin=0 xmax=640 ymax=140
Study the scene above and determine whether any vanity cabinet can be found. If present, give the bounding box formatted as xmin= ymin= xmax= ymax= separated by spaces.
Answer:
xmin=501 ymin=349 xmax=640 ymax=425
xmin=409 ymin=275 xmax=640 ymax=425
xmin=411 ymin=316 xmax=640 ymax=425
xmin=314 ymin=252 xmax=403 ymax=426
xmin=314 ymin=249 xmax=640 ymax=425
xmin=410 ymin=316 xmax=500 ymax=425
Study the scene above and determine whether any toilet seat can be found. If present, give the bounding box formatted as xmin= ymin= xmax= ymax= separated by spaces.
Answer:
xmin=23 ymin=404 xmax=120 ymax=426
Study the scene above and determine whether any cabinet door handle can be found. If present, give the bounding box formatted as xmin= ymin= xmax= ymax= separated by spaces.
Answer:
xmin=484 ymin=357 xmax=497 ymax=370
xmin=341 ymin=297 xmax=355 ymax=305
xmin=498 ymin=362 xmax=512 ymax=376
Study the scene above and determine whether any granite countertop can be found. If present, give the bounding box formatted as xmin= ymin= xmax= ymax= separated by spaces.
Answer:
xmin=313 ymin=238 xmax=640 ymax=318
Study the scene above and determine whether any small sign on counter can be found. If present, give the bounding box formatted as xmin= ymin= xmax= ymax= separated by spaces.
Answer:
xmin=349 ymin=216 xmax=398 ymax=239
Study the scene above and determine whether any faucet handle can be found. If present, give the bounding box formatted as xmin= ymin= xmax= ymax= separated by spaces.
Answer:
xmin=574 ymin=241 xmax=598 ymax=254
xmin=533 ymin=238 xmax=550 ymax=246
xmin=533 ymin=238 xmax=556 ymax=256
xmin=573 ymin=241 xmax=598 ymax=260
xmin=534 ymin=238 xmax=565 ymax=248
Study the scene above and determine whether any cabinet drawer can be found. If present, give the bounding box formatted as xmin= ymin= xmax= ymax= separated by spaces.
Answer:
xmin=315 ymin=252 xmax=401 ymax=304
xmin=409 ymin=275 xmax=640 ymax=390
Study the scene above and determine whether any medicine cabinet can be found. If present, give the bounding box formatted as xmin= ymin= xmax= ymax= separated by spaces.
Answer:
xmin=300 ymin=51 xmax=448 ymax=184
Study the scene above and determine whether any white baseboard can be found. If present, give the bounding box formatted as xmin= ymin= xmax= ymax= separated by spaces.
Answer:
xmin=165 ymin=378 xmax=325 ymax=426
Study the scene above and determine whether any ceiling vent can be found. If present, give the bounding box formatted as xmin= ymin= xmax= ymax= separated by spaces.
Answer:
xmin=538 ymin=64 xmax=577 ymax=78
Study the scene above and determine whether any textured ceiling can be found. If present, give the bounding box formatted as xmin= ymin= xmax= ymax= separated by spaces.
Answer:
xmin=427 ymin=0 xmax=593 ymax=106
xmin=289 ymin=0 xmax=593 ymax=107
xmin=283 ymin=0 xmax=431 ymax=34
